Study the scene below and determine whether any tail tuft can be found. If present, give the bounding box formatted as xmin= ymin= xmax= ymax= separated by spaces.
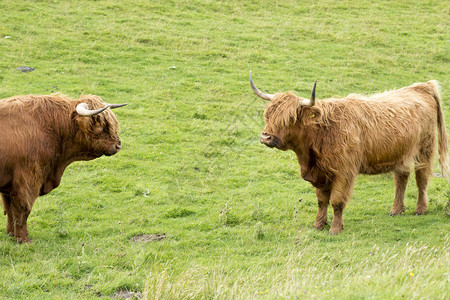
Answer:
xmin=428 ymin=80 xmax=449 ymax=177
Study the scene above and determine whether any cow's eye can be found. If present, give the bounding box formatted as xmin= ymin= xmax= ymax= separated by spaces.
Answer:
xmin=92 ymin=124 xmax=103 ymax=134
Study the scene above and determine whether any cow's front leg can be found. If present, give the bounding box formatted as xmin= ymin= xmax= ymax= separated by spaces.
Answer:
xmin=10 ymin=201 xmax=32 ymax=243
xmin=9 ymin=170 xmax=41 ymax=243
xmin=330 ymin=203 xmax=345 ymax=235
xmin=10 ymin=190 xmax=38 ymax=243
xmin=313 ymin=187 xmax=330 ymax=230
xmin=329 ymin=175 xmax=355 ymax=235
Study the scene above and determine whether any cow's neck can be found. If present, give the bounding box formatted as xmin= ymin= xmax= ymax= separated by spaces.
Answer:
xmin=290 ymin=125 xmax=332 ymax=188
xmin=40 ymin=119 xmax=98 ymax=194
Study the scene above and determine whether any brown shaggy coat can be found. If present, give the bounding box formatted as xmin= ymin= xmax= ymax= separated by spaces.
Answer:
xmin=260 ymin=80 xmax=448 ymax=234
xmin=0 ymin=94 xmax=123 ymax=243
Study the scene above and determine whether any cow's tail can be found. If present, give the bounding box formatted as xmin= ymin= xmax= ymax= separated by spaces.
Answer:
xmin=428 ymin=80 xmax=449 ymax=177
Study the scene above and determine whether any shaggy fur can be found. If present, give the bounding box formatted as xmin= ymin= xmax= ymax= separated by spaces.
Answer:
xmin=0 ymin=94 xmax=123 ymax=243
xmin=260 ymin=80 xmax=448 ymax=234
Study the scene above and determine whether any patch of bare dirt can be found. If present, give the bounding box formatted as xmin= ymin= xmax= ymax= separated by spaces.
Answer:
xmin=130 ymin=234 xmax=165 ymax=243
xmin=85 ymin=285 xmax=142 ymax=299
xmin=112 ymin=290 xmax=142 ymax=299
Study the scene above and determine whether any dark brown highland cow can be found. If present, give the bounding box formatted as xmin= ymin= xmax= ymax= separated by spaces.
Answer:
xmin=250 ymin=71 xmax=448 ymax=234
xmin=0 ymin=94 xmax=126 ymax=243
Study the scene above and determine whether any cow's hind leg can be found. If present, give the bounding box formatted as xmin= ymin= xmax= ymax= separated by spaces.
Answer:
xmin=415 ymin=166 xmax=431 ymax=215
xmin=415 ymin=143 xmax=434 ymax=215
xmin=313 ymin=187 xmax=330 ymax=230
xmin=2 ymin=194 xmax=14 ymax=236
xmin=390 ymin=171 xmax=409 ymax=216
xmin=329 ymin=174 xmax=355 ymax=235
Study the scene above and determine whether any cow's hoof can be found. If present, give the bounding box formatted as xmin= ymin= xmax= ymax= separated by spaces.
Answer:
xmin=6 ymin=226 xmax=14 ymax=235
xmin=329 ymin=227 xmax=343 ymax=235
xmin=415 ymin=211 xmax=426 ymax=216
xmin=15 ymin=236 xmax=32 ymax=244
xmin=389 ymin=211 xmax=402 ymax=216
xmin=313 ymin=221 xmax=327 ymax=230
xmin=6 ymin=226 xmax=14 ymax=236
xmin=389 ymin=207 xmax=405 ymax=216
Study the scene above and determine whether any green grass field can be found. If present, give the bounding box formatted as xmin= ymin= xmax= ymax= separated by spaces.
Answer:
xmin=0 ymin=0 xmax=449 ymax=299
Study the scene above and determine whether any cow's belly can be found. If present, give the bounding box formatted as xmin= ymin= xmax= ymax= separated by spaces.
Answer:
xmin=358 ymin=130 xmax=421 ymax=175
xmin=360 ymin=152 xmax=412 ymax=175
xmin=360 ymin=162 xmax=398 ymax=175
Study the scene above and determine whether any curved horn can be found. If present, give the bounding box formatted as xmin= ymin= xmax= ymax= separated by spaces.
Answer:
xmin=249 ymin=71 xmax=274 ymax=101
xmin=76 ymin=103 xmax=111 ymax=116
xmin=300 ymin=80 xmax=317 ymax=106
xmin=76 ymin=103 xmax=127 ymax=116
xmin=109 ymin=103 xmax=128 ymax=109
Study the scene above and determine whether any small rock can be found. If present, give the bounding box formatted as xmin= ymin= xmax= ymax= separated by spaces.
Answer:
xmin=17 ymin=66 xmax=35 ymax=72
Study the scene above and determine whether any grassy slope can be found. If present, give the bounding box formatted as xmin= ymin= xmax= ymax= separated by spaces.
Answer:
xmin=0 ymin=0 xmax=449 ymax=299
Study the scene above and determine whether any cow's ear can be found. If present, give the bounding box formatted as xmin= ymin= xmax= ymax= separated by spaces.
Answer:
xmin=300 ymin=106 xmax=321 ymax=123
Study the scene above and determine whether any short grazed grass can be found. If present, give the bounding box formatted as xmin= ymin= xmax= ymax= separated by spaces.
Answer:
xmin=0 ymin=0 xmax=449 ymax=299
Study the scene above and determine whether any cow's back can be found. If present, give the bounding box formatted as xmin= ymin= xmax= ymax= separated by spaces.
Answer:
xmin=317 ymin=83 xmax=437 ymax=175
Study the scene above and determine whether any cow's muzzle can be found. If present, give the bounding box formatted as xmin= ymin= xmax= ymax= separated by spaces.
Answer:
xmin=105 ymin=141 xmax=122 ymax=156
xmin=260 ymin=133 xmax=281 ymax=148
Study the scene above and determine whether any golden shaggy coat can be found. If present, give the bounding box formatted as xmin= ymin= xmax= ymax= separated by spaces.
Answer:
xmin=260 ymin=80 xmax=448 ymax=234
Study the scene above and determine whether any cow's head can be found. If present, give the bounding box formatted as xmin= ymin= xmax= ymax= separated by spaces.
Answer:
xmin=73 ymin=95 xmax=127 ymax=158
xmin=250 ymin=71 xmax=319 ymax=151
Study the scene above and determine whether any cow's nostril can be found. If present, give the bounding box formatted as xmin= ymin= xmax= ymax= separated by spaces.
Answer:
xmin=261 ymin=133 xmax=272 ymax=140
